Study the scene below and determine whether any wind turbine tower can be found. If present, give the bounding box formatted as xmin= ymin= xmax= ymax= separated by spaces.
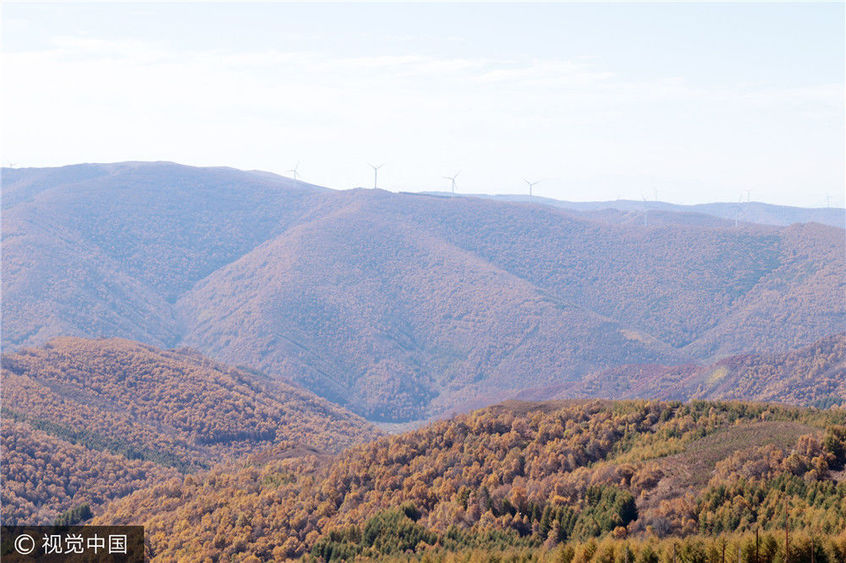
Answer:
xmin=443 ymin=172 xmax=460 ymax=197
xmin=733 ymin=194 xmax=747 ymax=227
xmin=369 ymin=163 xmax=384 ymax=189
xmin=287 ymin=162 xmax=300 ymax=182
xmin=524 ymin=179 xmax=541 ymax=201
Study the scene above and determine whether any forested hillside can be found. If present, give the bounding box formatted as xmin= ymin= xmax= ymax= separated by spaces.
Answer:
xmin=96 ymin=400 xmax=846 ymax=561
xmin=1 ymin=162 xmax=326 ymax=348
xmin=175 ymin=193 xmax=683 ymax=420
xmin=0 ymin=338 xmax=378 ymax=524
xmin=3 ymin=163 xmax=844 ymax=421
xmin=1 ymin=421 xmax=179 ymax=526
xmin=519 ymin=333 xmax=846 ymax=408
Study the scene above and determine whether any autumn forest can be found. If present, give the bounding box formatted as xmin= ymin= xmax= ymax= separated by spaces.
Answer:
xmin=1 ymin=163 xmax=845 ymax=561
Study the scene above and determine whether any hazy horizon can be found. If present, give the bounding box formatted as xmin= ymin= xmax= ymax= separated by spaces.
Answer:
xmin=4 ymin=159 xmax=845 ymax=211
xmin=2 ymin=2 xmax=843 ymax=207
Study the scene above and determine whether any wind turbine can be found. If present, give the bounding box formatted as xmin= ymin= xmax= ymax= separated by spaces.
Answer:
xmin=443 ymin=171 xmax=460 ymax=197
xmin=734 ymin=194 xmax=744 ymax=227
xmin=641 ymin=195 xmax=649 ymax=227
xmin=524 ymin=179 xmax=541 ymax=201
xmin=286 ymin=161 xmax=300 ymax=182
xmin=369 ymin=163 xmax=384 ymax=190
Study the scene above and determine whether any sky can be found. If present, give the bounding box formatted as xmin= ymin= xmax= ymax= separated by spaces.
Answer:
xmin=1 ymin=2 xmax=843 ymax=207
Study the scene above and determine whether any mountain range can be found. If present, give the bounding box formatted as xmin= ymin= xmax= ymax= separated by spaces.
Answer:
xmin=480 ymin=194 xmax=845 ymax=229
xmin=2 ymin=162 xmax=844 ymax=421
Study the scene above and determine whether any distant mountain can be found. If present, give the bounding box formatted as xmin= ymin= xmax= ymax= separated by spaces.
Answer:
xmin=1 ymin=162 xmax=326 ymax=348
xmin=515 ymin=333 xmax=846 ymax=407
xmin=2 ymin=163 xmax=844 ymax=421
xmin=175 ymin=190 xmax=685 ymax=421
xmin=0 ymin=337 xmax=378 ymax=524
xmin=479 ymin=194 xmax=846 ymax=229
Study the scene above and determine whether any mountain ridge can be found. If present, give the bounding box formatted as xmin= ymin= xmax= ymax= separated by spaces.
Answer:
xmin=3 ymin=162 xmax=844 ymax=421
xmin=477 ymin=193 xmax=846 ymax=229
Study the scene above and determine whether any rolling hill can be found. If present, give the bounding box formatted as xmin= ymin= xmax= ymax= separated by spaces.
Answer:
xmin=2 ymin=162 xmax=844 ymax=421
xmin=0 ymin=337 xmax=378 ymax=524
xmin=175 ymin=191 xmax=684 ymax=420
xmin=1 ymin=162 xmax=327 ymax=347
xmin=95 ymin=400 xmax=846 ymax=561
xmin=1 ymin=420 xmax=179 ymax=526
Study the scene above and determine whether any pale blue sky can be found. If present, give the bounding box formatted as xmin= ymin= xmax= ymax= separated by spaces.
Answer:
xmin=2 ymin=2 xmax=843 ymax=206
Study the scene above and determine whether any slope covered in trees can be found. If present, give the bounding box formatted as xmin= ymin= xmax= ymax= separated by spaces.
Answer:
xmin=97 ymin=400 xmax=846 ymax=561
xmin=1 ymin=421 xmax=179 ymax=525
xmin=525 ymin=333 xmax=846 ymax=408
xmin=1 ymin=162 xmax=325 ymax=349
xmin=1 ymin=338 xmax=378 ymax=524
xmin=3 ymin=163 xmax=844 ymax=421
xmin=175 ymin=194 xmax=683 ymax=420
